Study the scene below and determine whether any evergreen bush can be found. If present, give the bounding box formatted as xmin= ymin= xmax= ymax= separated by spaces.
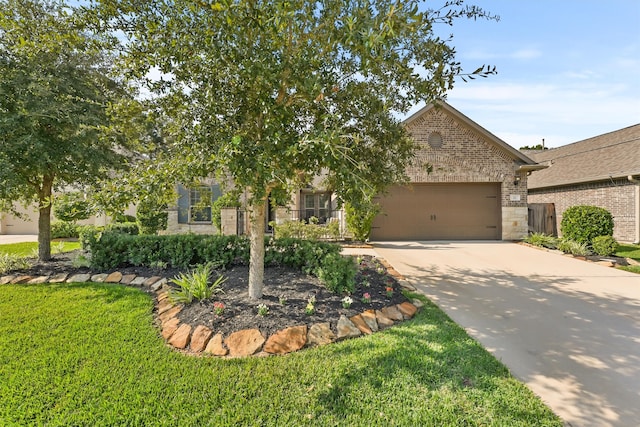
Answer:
xmin=591 ymin=235 xmax=618 ymax=256
xmin=560 ymin=205 xmax=613 ymax=245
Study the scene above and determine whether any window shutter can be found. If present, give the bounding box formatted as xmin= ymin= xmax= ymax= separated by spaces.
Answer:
xmin=177 ymin=184 xmax=189 ymax=224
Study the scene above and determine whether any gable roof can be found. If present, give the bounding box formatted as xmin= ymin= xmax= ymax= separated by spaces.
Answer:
xmin=403 ymin=101 xmax=541 ymax=167
xmin=527 ymin=124 xmax=640 ymax=189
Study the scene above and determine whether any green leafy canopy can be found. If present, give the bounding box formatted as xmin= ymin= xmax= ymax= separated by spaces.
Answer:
xmin=90 ymin=0 xmax=498 ymax=296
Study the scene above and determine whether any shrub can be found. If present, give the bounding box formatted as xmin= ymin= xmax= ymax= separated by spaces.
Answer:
xmin=523 ymin=233 xmax=559 ymax=249
xmin=51 ymin=221 xmax=81 ymax=239
xmin=272 ymin=219 xmax=341 ymax=240
xmin=169 ymin=263 xmax=226 ymax=304
xmin=557 ymin=239 xmax=592 ymax=256
xmin=78 ymin=225 xmax=103 ymax=251
xmin=84 ymin=231 xmax=343 ymax=279
xmin=53 ymin=192 xmax=92 ymax=222
xmin=0 ymin=253 xmax=31 ymax=274
xmin=136 ymin=197 xmax=168 ymax=235
xmin=315 ymin=252 xmax=356 ymax=294
xmin=560 ymin=205 xmax=613 ymax=245
xmin=345 ymin=201 xmax=379 ymax=242
xmin=592 ymin=235 xmax=618 ymax=256
xmin=106 ymin=222 xmax=139 ymax=235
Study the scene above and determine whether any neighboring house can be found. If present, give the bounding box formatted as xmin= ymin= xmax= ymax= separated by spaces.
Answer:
xmin=168 ymin=102 xmax=544 ymax=241
xmin=0 ymin=201 xmax=130 ymax=235
xmin=526 ymin=124 xmax=640 ymax=243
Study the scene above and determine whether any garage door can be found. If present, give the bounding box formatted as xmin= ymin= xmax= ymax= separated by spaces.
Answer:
xmin=370 ymin=183 xmax=501 ymax=240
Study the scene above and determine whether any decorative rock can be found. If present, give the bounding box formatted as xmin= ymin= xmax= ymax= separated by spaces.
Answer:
xmin=411 ymin=299 xmax=425 ymax=309
xmin=225 ymin=329 xmax=265 ymax=357
xmin=91 ymin=273 xmax=108 ymax=283
xmin=397 ymin=302 xmax=418 ymax=319
xmin=360 ymin=310 xmax=379 ymax=332
xmin=158 ymin=305 xmax=183 ymax=323
xmin=190 ymin=325 xmax=214 ymax=353
xmin=157 ymin=298 xmax=174 ymax=315
xmin=336 ymin=315 xmax=361 ymax=340
xmin=67 ymin=273 xmax=91 ymax=283
xmin=156 ymin=291 xmax=170 ymax=302
xmin=120 ymin=274 xmax=137 ymax=285
xmin=168 ymin=323 xmax=192 ymax=349
xmin=375 ymin=310 xmax=395 ymax=329
xmin=143 ymin=276 xmax=162 ymax=287
xmin=161 ymin=317 xmax=181 ymax=339
xmin=105 ymin=272 xmax=123 ymax=283
xmin=49 ymin=273 xmax=69 ymax=283
xmin=264 ymin=325 xmax=308 ymax=354
xmin=381 ymin=305 xmax=404 ymax=321
xmin=27 ymin=276 xmax=49 ymax=284
xmin=596 ymin=260 xmax=615 ymax=268
xmin=151 ymin=278 xmax=167 ymax=292
xmin=306 ymin=323 xmax=336 ymax=347
xmin=1 ymin=276 xmax=16 ymax=285
xmin=130 ymin=276 xmax=147 ymax=286
xmin=349 ymin=314 xmax=373 ymax=335
xmin=204 ymin=333 xmax=228 ymax=356
xmin=10 ymin=276 xmax=32 ymax=284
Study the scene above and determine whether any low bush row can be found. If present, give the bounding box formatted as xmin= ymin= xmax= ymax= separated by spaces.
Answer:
xmin=52 ymin=222 xmax=140 ymax=239
xmin=524 ymin=233 xmax=619 ymax=257
xmin=82 ymin=231 xmax=356 ymax=293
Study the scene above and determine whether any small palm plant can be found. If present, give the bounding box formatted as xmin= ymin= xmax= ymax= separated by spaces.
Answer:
xmin=169 ymin=263 xmax=226 ymax=304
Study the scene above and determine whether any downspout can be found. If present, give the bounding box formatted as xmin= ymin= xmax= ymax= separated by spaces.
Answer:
xmin=629 ymin=175 xmax=640 ymax=244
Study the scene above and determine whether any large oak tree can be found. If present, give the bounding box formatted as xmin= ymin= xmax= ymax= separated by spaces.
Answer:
xmin=0 ymin=0 xmax=135 ymax=260
xmin=94 ymin=0 xmax=496 ymax=298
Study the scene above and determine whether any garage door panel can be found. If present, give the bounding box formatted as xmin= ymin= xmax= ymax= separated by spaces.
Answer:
xmin=370 ymin=183 xmax=501 ymax=240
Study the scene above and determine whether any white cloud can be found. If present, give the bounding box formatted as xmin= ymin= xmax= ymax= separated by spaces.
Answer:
xmin=511 ymin=48 xmax=542 ymax=60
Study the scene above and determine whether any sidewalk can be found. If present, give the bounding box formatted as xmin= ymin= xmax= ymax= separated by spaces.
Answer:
xmin=0 ymin=235 xmax=38 ymax=244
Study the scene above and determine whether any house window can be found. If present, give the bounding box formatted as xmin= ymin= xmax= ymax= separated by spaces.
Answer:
xmin=189 ymin=186 xmax=212 ymax=222
xmin=177 ymin=184 xmax=221 ymax=224
xmin=302 ymin=192 xmax=332 ymax=223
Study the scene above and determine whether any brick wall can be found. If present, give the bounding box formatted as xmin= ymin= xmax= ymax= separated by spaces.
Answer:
xmin=404 ymin=107 xmax=529 ymax=240
xmin=528 ymin=178 xmax=637 ymax=242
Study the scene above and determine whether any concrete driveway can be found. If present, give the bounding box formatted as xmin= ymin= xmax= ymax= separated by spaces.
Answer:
xmin=372 ymin=241 xmax=640 ymax=427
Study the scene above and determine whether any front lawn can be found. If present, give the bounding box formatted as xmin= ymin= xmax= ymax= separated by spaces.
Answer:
xmin=615 ymin=244 xmax=640 ymax=274
xmin=616 ymin=243 xmax=640 ymax=262
xmin=0 ymin=241 xmax=81 ymax=257
xmin=0 ymin=282 xmax=562 ymax=426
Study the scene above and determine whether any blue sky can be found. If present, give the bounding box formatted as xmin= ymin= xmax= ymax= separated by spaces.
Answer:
xmin=406 ymin=0 xmax=640 ymax=148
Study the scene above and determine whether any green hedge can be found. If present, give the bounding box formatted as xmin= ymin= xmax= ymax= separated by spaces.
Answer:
xmin=84 ymin=232 xmax=342 ymax=276
xmin=560 ymin=205 xmax=613 ymax=245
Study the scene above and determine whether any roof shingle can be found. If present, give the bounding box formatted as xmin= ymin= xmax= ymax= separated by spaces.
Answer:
xmin=527 ymin=124 xmax=640 ymax=189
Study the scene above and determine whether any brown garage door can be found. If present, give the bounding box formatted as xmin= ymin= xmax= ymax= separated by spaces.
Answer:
xmin=370 ymin=183 xmax=501 ymax=240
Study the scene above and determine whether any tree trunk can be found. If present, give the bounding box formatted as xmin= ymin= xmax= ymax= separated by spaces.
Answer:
xmin=248 ymin=200 xmax=266 ymax=299
xmin=37 ymin=175 xmax=54 ymax=261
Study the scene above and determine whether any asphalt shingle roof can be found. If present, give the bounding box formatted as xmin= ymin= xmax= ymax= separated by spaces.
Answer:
xmin=526 ymin=124 xmax=640 ymax=189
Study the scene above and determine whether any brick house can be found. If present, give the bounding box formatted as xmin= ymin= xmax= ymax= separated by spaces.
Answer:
xmin=526 ymin=124 xmax=640 ymax=244
xmin=367 ymin=102 xmax=544 ymax=240
xmin=166 ymin=102 xmax=544 ymax=240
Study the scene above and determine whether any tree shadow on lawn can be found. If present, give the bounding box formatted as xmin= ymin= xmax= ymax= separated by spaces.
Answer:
xmin=312 ymin=303 xmax=562 ymax=425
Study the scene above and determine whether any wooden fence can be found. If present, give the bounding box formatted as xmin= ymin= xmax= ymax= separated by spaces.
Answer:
xmin=528 ymin=203 xmax=557 ymax=236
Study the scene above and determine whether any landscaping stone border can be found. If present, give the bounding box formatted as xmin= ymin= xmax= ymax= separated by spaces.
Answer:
xmin=0 ymin=258 xmax=423 ymax=358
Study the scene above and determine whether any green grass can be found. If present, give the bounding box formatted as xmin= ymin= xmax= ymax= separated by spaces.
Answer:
xmin=0 ymin=241 xmax=80 ymax=257
xmin=615 ymin=243 xmax=640 ymax=262
xmin=0 ymin=282 xmax=562 ymax=426
xmin=615 ymin=244 xmax=640 ymax=274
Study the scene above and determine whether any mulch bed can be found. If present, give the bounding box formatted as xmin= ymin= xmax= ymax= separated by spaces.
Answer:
xmin=8 ymin=252 xmax=409 ymax=338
